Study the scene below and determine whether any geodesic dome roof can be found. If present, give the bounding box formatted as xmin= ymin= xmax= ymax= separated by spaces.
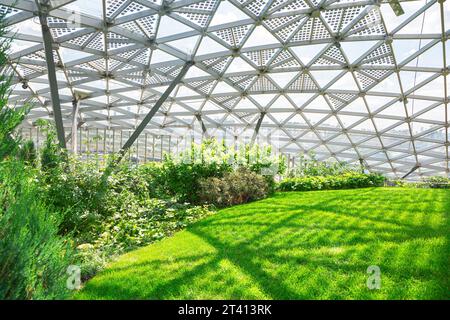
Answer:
xmin=1 ymin=0 xmax=449 ymax=178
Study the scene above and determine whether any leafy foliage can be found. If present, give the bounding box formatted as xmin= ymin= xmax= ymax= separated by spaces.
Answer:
xmin=278 ymin=173 xmax=385 ymax=192
xmin=153 ymin=158 xmax=231 ymax=203
xmin=421 ymin=176 xmax=450 ymax=188
xmin=389 ymin=176 xmax=450 ymax=189
xmin=34 ymin=140 xmax=215 ymax=279
xmin=37 ymin=119 xmax=67 ymax=171
xmin=17 ymin=139 xmax=37 ymax=164
xmin=0 ymin=160 xmax=74 ymax=300
xmin=0 ymin=103 xmax=27 ymax=160
xmin=198 ymin=167 xmax=269 ymax=207
xmin=0 ymin=15 xmax=74 ymax=300
xmin=144 ymin=138 xmax=284 ymax=203
xmin=287 ymin=151 xmax=360 ymax=177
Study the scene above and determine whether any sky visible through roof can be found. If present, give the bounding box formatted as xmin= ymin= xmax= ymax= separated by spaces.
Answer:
xmin=1 ymin=0 xmax=449 ymax=178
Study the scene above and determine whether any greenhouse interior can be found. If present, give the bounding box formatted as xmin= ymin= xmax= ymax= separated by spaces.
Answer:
xmin=0 ymin=0 xmax=449 ymax=302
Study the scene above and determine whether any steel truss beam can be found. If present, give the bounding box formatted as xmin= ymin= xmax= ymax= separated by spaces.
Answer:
xmin=36 ymin=0 xmax=66 ymax=148
xmin=251 ymin=112 xmax=266 ymax=146
xmin=195 ymin=114 xmax=209 ymax=138
xmin=1 ymin=0 xmax=447 ymax=178
xmin=402 ymin=165 xmax=421 ymax=179
xmin=116 ymin=61 xmax=194 ymax=162
xmin=70 ymin=99 xmax=79 ymax=153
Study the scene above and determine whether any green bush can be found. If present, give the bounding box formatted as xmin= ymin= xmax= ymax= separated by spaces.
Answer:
xmin=153 ymin=158 xmax=231 ymax=203
xmin=37 ymin=119 xmax=67 ymax=172
xmin=0 ymin=17 xmax=74 ymax=299
xmin=35 ymin=149 xmax=215 ymax=280
xmin=0 ymin=161 xmax=74 ymax=300
xmin=136 ymin=161 xmax=166 ymax=197
xmin=422 ymin=176 xmax=450 ymax=189
xmin=278 ymin=173 xmax=385 ymax=192
xmin=387 ymin=176 xmax=450 ymax=189
xmin=142 ymin=139 xmax=284 ymax=204
xmin=0 ymin=22 xmax=29 ymax=161
xmin=288 ymin=151 xmax=360 ymax=177
xmin=198 ymin=167 xmax=269 ymax=207
xmin=38 ymin=157 xmax=106 ymax=235
xmin=17 ymin=139 xmax=37 ymax=164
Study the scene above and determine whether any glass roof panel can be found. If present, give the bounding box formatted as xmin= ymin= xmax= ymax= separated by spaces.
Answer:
xmin=1 ymin=0 xmax=448 ymax=178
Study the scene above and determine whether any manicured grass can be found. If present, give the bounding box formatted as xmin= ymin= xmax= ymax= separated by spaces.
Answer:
xmin=76 ymin=188 xmax=450 ymax=300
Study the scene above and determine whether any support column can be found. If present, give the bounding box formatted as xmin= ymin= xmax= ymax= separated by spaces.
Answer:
xmin=103 ymin=129 xmax=106 ymax=158
xmin=71 ymin=99 xmax=80 ymax=154
xmin=251 ymin=112 xmax=265 ymax=146
xmin=152 ymin=135 xmax=155 ymax=160
xmin=359 ymin=158 xmax=365 ymax=174
xmin=37 ymin=0 xmax=66 ymax=148
xmin=168 ymin=135 xmax=171 ymax=155
xmin=144 ymin=133 xmax=148 ymax=162
xmin=195 ymin=114 xmax=208 ymax=138
xmin=402 ymin=165 xmax=420 ymax=179
xmin=160 ymin=136 xmax=163 ymax=161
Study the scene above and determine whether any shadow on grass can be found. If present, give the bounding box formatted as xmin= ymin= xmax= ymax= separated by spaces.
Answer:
xmin=79 ymin=188 xmax=450 ymax=300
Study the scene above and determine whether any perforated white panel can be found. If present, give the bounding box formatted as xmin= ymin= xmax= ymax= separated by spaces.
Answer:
xmin=1 ymin=0 xmax=449 ymax=179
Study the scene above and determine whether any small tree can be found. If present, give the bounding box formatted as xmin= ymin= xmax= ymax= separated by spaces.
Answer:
xmin=0 ymin=11 xmax=74 ymax=300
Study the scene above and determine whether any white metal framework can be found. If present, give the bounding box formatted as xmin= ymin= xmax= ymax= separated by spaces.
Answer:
xmin=1 ymin=0 xmax=449 ymax=178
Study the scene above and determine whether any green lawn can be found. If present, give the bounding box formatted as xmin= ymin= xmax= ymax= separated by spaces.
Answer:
xmin=76 ymin=188 xmax=450 ymax=300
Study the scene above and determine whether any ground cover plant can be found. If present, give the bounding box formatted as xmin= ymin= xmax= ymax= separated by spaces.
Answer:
xmin=76 ymin=188 xmax=449 ymax=300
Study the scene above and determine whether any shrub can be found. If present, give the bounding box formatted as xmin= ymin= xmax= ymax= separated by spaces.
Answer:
xmin=198 ymin=167 xmax=269 ymax=207
xmin=154 ymin=158 xmax=231 ymax=203
xmin=0 ymin=22 xmax=29 ymax=161
xmin=0 ymin=18 xmax=74 ymax=299
xmin=387 ymin=176 xmax=450 ymax=189
xmin=421 ymin=176 xmax=450 ymax=189
xmin=278 ymin=173 xmax=385 ymax=192
xmin=0 ymin=161 xmax=74 ymax=300
xmin=38 ymin=156 xmax=106 ymax=235
xmin=288 ymin=151 xmax=360 ymax=177
xmin=136 ymin=161 xmax=166 ymax=198
xmin=37 ymin=119 xmax=67 ymax=172
xmin=17 ymin=139 xmax=37 ymax=164
xmin=142 ymin=139 xmax=284 ymax=204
